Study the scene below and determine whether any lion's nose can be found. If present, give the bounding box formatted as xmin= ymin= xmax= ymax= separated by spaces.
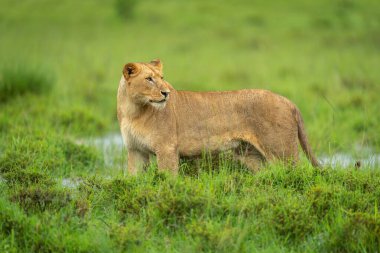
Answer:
xmin=161 ymin=91 xmax=170 ymax=98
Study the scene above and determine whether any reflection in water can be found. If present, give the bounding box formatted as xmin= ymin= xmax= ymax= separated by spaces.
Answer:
xmin=61 ymin=178 xmax=82 ymax=189
xmin=86 ymin=133 xmax=380 ymax=169
xmin=320 ymin=153 xmax=380 ymax=168
xmin=91 ymin=133 xmax=124 ymax=167
xmin=77 ymin=133 xmax=125 ymax=167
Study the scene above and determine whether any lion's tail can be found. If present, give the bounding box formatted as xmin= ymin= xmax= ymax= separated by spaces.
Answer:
xmin=295 ymin=107 xmax=320 ymax=168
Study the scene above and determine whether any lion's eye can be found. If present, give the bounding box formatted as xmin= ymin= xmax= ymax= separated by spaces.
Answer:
xmin=161 ymin=76 xmax=164 ymax=80
xmin=146 ymin=77 xmax=154 ymax=82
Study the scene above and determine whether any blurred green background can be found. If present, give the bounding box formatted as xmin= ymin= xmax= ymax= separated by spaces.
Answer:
xmin=1 ymin=1 xmax=380 ymax=252
xmin=1 ymin=0 xmax=379 ymax=154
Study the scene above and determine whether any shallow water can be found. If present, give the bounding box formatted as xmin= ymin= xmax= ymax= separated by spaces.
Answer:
xmin=81 ymin=133 xmax=380 ymax=169
xmin=320 ymin=153 xmax=380 ymax=168
xmin=91 ymin=133 xmax=124 ymax=167
xmin=78 ymin=133 xmax=124 ymax=167
xmin=61 ymin=134 xmax=380 ymax=189
xmin=61 ymin=178 xmax=82 ymax=189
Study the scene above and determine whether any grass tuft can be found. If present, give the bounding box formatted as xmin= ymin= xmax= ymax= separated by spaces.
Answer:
xmin=271 ymin=197 xmax=315 ymax=242
xmin=54 ymin=107 xmax=107 ymax=135
xmin=10 ymin=186 xmax=70 ymax=213
xmin=114 ymin=0 xmax=138 ymax=19
xmin=0 ymin=132 xmax=103 ymax=177
xmin=0 ymin=0 xmax=379 ymax=251
xmin=323 ymin=212 xmax=380 ymax=252
xmin=0 ymin=65 xmax=54 ymax=103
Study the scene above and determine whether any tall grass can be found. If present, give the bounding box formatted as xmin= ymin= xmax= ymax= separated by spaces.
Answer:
xmin=0 ymin=65 xmax=54 ymax=103
xmin=0 ymin=0 xmax=379 ymax=252
xmin=1 ymin=161 xmax=380 ymax=252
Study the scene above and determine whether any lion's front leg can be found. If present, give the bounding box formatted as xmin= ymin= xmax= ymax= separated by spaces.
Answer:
xmin=127 ymin=149 xmax=149 ymax=175
xmin=156 ymin=146 xmax=179 ymax=175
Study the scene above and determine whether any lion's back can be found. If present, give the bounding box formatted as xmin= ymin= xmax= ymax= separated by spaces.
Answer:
xmin=173 ymin=89 xmax=298 ymax=157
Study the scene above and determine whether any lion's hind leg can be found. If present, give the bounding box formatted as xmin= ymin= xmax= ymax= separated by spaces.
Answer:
xmin=234 ymin=154 xmax=263 ymax=172
xmin=233 ymin=140 xmax=266 ymax=173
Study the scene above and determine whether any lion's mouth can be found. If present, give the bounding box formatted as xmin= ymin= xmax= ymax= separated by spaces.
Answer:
xmin=149 ymin=99 xmax=166 ymax=104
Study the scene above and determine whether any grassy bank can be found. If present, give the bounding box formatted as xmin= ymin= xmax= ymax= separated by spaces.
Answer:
xmin=1 ymin=163 xmax=380 ymax=252
xmin=0 ymin=0 xmax=379 ymax=252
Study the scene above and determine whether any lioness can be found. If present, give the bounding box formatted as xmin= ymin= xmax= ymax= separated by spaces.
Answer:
xmin=117 ymin=59 xmax=319 ymax=175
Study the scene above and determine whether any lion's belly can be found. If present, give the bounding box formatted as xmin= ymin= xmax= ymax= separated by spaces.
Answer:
xmin=177 ymin=132 xmax=241 ymax=157
xmin=176 ymin=107 xmax=252 ymax=157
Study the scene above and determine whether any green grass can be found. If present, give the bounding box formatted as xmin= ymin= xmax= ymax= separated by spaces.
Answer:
xmin=1 ymin=164 xmax=380 ymax=252
xmin=0 ymin=0 xmax=379 ymax=252
xmin=0 ymin=65 xmax=54 ymax=103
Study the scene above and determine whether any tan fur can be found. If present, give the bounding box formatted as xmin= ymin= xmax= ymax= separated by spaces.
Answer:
xmin=117 ymin=60 xmax=320 ymax=175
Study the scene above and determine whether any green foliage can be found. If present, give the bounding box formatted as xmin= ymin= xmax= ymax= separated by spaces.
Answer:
xmin=115 ymin=0 xmax=138 ymax=19
xmin=0 ymin=0 xmax=379 ymax=252
xmin=271 ymin=196 xmax=315 ymax=242
xmin=53 ymin=106 xmax=107 ymax=135
xmin=10 ymin=186 xmax=70 ymax=213
xmin=307 ymin=184 xmax=336 ymax=218
xmin=109 ymin=221 xmax=147 ymax=251
xmin=323 ymin=212 xmax=380 ymax=252
xmin=0 ymin=197 xmax=111 ymax=252
xmin=186 ymin=219 xmax=243 ymax=252
xmin=1 ymin=161 xmax=380 ymax=252
xmin=152 ymin=179 xmax=211 ymax=227
xmin=0 ymin=65 xmax=54 ymax=103
xmin=0 ymin=132 xmax=103 ymax=176
xmin=1 ymin=168 xmax=55 ymax=187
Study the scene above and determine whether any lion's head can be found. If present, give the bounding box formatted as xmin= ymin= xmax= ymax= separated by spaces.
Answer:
xmin=122 ymin=59 xmax=172 ymax=109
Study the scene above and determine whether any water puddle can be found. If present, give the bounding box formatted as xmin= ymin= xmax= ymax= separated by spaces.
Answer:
xmin=77 ymin=133 xmax=125 ymax=167
xmin=0 ymin=175 xmax=5 ymax=185
xmin=91 ymin=133 xmax=124 ymax=167
xmin=320 ymin=153 xmax=380 ymax=168
xmin=61 ymin=178 xmax=83 ymax=189
xmin=56 ymin=145 xmax=379 ymax=189
xmin=79 ymin=132 xmax=380 ymax=170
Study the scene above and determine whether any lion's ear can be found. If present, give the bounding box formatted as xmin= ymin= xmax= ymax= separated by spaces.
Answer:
xmin=150 ymin=59 xmax=163 ymax=72
xmin=123 ymin=63 xmax=141 ymax=79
